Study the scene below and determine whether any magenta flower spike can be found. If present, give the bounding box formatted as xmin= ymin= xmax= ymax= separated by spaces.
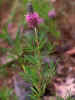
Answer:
xmin=25 ymin=2 xmax=43 ymax=28
xmin=8 ymin=23 xmax=13 ymax=33
xmin=51 ymin=0 xmax=56 ymax=3
xmin=48 ymin=9 xmax=56 ymax=19
xmin=8 ymin=23 xmax=13 ymax=30
xmin=25 ymin=12 xmax=43 ymax=28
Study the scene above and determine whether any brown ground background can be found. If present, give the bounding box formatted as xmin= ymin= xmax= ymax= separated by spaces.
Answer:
xmin=0 ymin=0 xmax=75 ymax=99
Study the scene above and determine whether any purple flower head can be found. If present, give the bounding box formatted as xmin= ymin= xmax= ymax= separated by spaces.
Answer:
xmin=48 ymin=9 xmax=56 ymax=19
xmin=26 ymin=2 xmax=43 ymax=28
xmin=43 ymin=57 xmax=50 ymax=64
xmin=8 ymin=23 xmax=13 ymax=33
xmin=51 ymin=0 xmax=56 ymax=3
xmin=8 ymin=23 xmax=13 ymax=30
xmin=25 ymin=12 xmax=44 ymax=28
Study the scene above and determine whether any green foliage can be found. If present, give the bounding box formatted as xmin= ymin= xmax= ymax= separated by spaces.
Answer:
xmin=13 ymin=26 xmax=23 ymax=56
xmin=0 ymin=0 xmax=2 ymax=6
xmin=0 ymin=26 xmax=13 ymax=45
xmin=0 ymin=87 xmax=12 ymax=100
xmin=56 ymin=96 xmax=75 ymax=100
xmin=0 ymin=0 xmax=61 ymax=100
xmin=66 ymin=96 xmax=75 ymax=100
xmin=0 ymin=87 xmax=18 ymax=100
xmin=18 ymin=27 xmax=56 ymax=100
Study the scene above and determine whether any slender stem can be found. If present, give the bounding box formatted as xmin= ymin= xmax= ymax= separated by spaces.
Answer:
xmin=34 ymin=27 xmax=42 ymax=93
xmin=34 ymin=27 xmax=40 ymax=56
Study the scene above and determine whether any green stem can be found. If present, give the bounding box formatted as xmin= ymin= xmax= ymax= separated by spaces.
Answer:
xmin=34 ymin=27 xmax=42 ymax=91
xmin=34 ymin=27 xmax=40 ymax=56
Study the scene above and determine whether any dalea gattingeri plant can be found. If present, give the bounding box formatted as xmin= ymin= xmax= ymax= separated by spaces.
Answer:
xmin=0 ymin=1 xmax=61 ymax=100
xmin=19 ymin=2 xmax=56 ymax=100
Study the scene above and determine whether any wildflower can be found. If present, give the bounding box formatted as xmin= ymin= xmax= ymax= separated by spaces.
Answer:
xmin=8 ymin=23 xmax=13 ymax=30
xmin=25 ymin=12 xmax=43 ymax=28
xmin=7 ymin=23 xmax=13 ymax=33
xmin=25 ymin=2 xmax=43 ymax=28
xmin=43 ymin=57 xmax=50 ymax=64
xmin=51 ymin=0 xmax=56 ymax=3
xmin=48 ymin=9 xmax=56 ymax=19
